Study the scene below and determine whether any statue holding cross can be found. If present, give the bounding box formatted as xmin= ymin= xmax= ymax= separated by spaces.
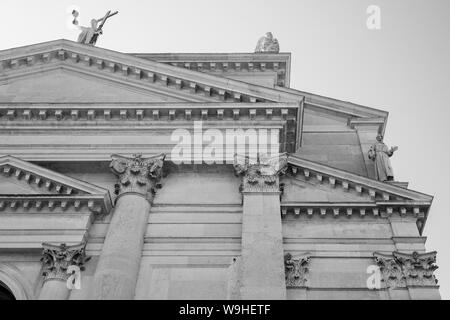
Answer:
xmin=73 ymin=10 xmax=118 ymax=46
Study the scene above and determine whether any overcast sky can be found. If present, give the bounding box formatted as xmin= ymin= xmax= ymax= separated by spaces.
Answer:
xmin=1 ymin=0 xmax=449 ymax=299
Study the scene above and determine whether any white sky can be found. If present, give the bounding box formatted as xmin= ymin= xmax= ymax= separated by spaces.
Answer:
xmin=1 ymin=0 xmax=449 ymax=299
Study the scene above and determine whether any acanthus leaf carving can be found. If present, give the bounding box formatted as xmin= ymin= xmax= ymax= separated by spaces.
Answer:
xmin=373 ymin=252 xmax=406 ymax=289
xmin=284 ymin=253 xmax=311 ymax=288
xmin=40 ymin=242 xmax=90 ymax=282
xmin=373 ymin=251 xmax=438 ymax=289
xmin=234 ymin=153 xmax=288 ymax=193
xmin=110 ymin=153 xmax=166 ymax=199
xmin=394 ymin=251 xmax=439 ymax=287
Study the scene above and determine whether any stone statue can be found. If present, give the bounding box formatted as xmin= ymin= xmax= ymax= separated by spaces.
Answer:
xmin=368 ymin=134 xmax=398 ymax=182
xmin=73 ymin=10 xmax=118 ymax=46
xmin=255 ymin=32 xmax=280 ymax=53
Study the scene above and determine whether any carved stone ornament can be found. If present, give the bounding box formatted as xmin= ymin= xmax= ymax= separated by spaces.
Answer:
xmin=394 ymin=251 xmax=439 ymax=287
xmin=284 ymin=253 xmax=311 ymax=288
xmin=373 ymin=252 xmax=406 ymax=289
xmin=373 ymin=251 xmax=438 ymax=289
xmin=110 ymin=153 xmax=166 ymax=198
xmin=255 ymin=32 xmax=280 ymax=53
xmin=234 ymin=153 xmax=288 ymax=193
xmin=40 ymin=243 xmax=90 ymax=282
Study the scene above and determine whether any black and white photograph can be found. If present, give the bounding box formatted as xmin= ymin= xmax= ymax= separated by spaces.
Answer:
xmin=0 ymin=0 xmax=448 ymax=310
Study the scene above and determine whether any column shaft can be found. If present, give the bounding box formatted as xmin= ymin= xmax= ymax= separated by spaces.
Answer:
xmin=39 ymin=280 xmax=69 ymax=300
xmin=91 ymin=194 xmax=150 ymax=299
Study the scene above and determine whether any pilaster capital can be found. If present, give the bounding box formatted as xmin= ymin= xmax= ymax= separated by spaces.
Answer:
xmin=110 ymin=153 xmax=166 ymax=199
xmin=394 ymin=251 xmax=439 ymax=287
xmin=373 ymin=251 xmax=439 ymax=288
xmin=233 ymin=153 xmax=288 ymax=193
xmin=284 ymin=253 xmax=311 ymax=288
xmin=373 ymin=252 xmax=406 ymax=288
xmin=40 ymin=243 xmax=89 ymax=282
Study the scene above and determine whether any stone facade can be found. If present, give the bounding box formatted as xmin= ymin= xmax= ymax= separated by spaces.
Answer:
xmin=0 ymin=39 xmax=440 ymax=300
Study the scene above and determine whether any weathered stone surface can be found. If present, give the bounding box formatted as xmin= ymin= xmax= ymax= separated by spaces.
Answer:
xmin=91 ymin=194 xmax=151 ymax=299
xmin=0 ymin=40 xmax=438 ymax=301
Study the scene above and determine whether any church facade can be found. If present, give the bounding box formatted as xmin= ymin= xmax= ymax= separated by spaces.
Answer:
xmin=0 ymin=39 xmax=440 ymax=300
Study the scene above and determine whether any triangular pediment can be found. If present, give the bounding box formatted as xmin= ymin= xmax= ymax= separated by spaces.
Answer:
xmin=0 ymin=68 xmax=185 ymax=103
xmin=286 ymin=155 xmax=432 ymax=203
xmin=0 ymin=155 xmax=108 ymax=195
xmin=0 ymin=156 xmax=112 ymax=214
xmin=0 ymin=40 xmax=304 ymax=104
xmin=283 ymin=155 xmax=432 ymax=233
xmin=283 ymin=176 xmax=374 ymax=203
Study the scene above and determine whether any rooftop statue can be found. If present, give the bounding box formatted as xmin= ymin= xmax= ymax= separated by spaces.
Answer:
xmin=368 ymin=134 xmax=398 ymax=182
xmin=255 ymin=32 xmax=280 ymax=53
xmin=73 ymin=10 xmax=118 ymax=46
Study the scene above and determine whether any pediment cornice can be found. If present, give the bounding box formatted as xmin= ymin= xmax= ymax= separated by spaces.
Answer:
xmin=287 ymin=155 xmax=432 ymax=202
xmin=0 ymin=155 xmax=112 ymax=214
xmin=131 ymin=52 xmax=291 ymax=87
xmin=0 ymin=40 xmax=302 ymax=104
xmin=284 ymin=155 xmax=432 ymax=233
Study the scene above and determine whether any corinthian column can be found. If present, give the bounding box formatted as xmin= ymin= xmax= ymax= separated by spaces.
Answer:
xmin=233 ymin=153 xmax=288 ymax=300
xmin=91 ymin=154 xmax=165 ymax=300
xmin=39 ymin=243 xmax=89 ymax=300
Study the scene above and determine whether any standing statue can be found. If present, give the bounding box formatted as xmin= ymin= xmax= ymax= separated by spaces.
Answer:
xmin=368 ymin=134 xmax=398 ymax=182
xmin=255 ymin=32 xmax=280 ymax=53
xmin=73 ymin=10 xmax=118 ymax=46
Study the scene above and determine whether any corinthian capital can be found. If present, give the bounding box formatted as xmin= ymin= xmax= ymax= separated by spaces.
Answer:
xmin=284 ymin=253 xmax=311 ymax=288
xmin=373 ymin=252 xmax=406 ymax=289
xmin=110 ymin=153 xmax=166 ymax=198
xmin=394 ymin=251 xmax=439 ymax=287
xmin=40 ymin=243 xmax=89 ymax=282
xmin=234 ymin=153 xmax=288 ymax=193
xmin=373 ymin=251 xmax=439 ymax=289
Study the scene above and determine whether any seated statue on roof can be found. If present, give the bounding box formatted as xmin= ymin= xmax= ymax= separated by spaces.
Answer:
xmin=255 ymin=32 xmax=280 ymax=53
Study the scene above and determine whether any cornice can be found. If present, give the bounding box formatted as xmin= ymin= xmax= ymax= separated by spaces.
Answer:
xmin=275 ymin=86 xmax=389 ymax=121
xmin=0 ymin=195 xmax=110 ymax=215
xmin=0 ymin=155 xmax=109 ymax=196
xmin=0 ymin=155 xmax=113 ymax=214
xmin=287 ymin=155 xmax=433 ymax=202
xmin=0 ymin=102 xmax=299 ymax=123
xmin=0 ymin=39 xmax=302 ymax=104
xmin=131 ymin=52 xmax=291 ymax=87
xmin=286 ymin=155 xmax=433 ymax=234
xmin=281 ymin=202 xmax=427 ymax=219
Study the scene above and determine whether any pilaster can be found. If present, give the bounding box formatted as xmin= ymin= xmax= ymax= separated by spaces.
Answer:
xmin=234 ymin=153 xmax=288 ymax=300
